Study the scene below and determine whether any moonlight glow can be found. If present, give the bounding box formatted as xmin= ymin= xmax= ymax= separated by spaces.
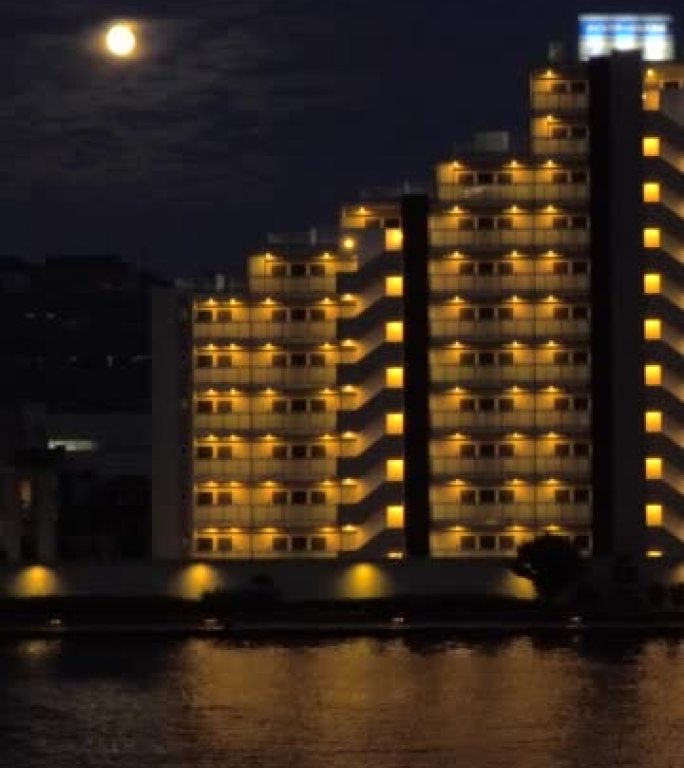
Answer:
xmin=106 ymin=24 xmax=137 ymax=57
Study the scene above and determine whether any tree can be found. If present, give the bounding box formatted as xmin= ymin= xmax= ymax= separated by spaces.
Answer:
xmin=511 ymin=535 xmax=583 ymax=601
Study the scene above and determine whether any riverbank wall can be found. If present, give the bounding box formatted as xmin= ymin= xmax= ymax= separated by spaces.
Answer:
xmin=2 ymin=557 xmax=683 ymax=602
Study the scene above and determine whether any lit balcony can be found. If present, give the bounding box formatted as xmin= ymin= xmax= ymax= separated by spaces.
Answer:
xmin=431 ymin=364 xmax=590 ymax=386
xmin=431 ymin=501 xmax=590 ymax=525
xmin=194 ymin=505 xmax=338 ymax=528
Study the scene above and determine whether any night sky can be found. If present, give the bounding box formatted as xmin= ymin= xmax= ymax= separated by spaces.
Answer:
xmin=1 ymin=0 xmax=680 ymax=277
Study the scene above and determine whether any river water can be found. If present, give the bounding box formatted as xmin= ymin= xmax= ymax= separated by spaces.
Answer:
xmin=1 ymin=635 xmax=683 ymax=768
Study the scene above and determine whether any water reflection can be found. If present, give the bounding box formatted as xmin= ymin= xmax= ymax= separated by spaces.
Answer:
xmin=1 ymin=636 xmax=684 ymax=768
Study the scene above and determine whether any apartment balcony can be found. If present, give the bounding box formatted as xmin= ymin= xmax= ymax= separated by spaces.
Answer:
xmin=429 ymin=229 xmax=589 ymax=249
xmin=248 ymin=277 xmax=337 ymax=295
xmin=431 ymin=410 xmax=591 ymax=430
xmin=430 ymin=319 xmax=590 ymax=340
xmin=431 ymin=456 xmax=591 ymax=477
xmin=531 ymin=93 xmax=588 ymax=112
xmin=437 ymin=183 xmax=588 ymax=205
xmin=194 ymin=321 xmax=336 ymax=342
xmin=194 ymin=505 xmax=338 ymax=527
xmin=432 ymin=502 xmax=590 ymax=526
xmin=193 ymin=458 xmax=337 ymax=480
xmin=531 ymin=138 xmax=588 ymax=157
xmin=431 ymin=364 xmax=590 ymax=387
xmin=429 ymin=273 xmax=589 ymax=294
xmin=194 ymin=367 xmax=336 ymax=387
xmin=194 ymin=413 xmax=337 ymax=433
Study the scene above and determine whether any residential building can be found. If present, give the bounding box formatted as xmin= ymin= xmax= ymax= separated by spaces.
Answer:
xmin=174 ymin=15 xmax=683 ymax=562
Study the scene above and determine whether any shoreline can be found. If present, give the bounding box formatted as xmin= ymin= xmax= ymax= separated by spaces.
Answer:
xmin=4 ymin=618 xmax=684 ymax=638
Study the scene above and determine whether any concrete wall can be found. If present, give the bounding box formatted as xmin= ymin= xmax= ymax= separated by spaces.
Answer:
xmin=0 ymin=559 xmax=537 ymax=602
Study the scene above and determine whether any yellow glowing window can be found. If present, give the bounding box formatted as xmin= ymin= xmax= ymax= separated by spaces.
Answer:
xmin=386 ymin=367 xmax=404 ymax=388
xmin=643 ymin=228 xmax=661 ymax=249
xmin=644 ymin=319 xmax=661 ymax=340
xmin=342 ymin=236 xmax=356 ymax=250
xmin=385 ymin=321 xmax=404 ymax=343
xmin=645 ymin=457 xmax=663 ymax=480
xmin=646 ymin=549 xmax=663 ymax=558
xmin=644 ymin=273 xmax=661 ymax=294
xmin=643 ymin=182 xmax=660 ymax=203
xmin=643 ymin=90 xmax=660 ymax=111
xmin=386 ymin=413 xmax=404 ymax=435
xmin=386 ymin=505 xmax=405 ymax=529
xmin=642 ymin=136 xmax=661 ymax=156
xmin=385 ymin=275 xmax=403 ymax=297
xmin=385 ymin=228 xmax=403 ymax=252
xmin=386 ymin=459 xmax=404 ymax=482
xmin=645 ymin=411 xmax=662 ymax=432
xmin=645 ymin=503 xmax=663 ymax=527
xmin=644 ymin=364 xmax=662 ymax=386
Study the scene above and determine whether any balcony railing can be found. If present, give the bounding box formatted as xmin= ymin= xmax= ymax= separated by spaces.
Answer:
xmin=429 ymin=274 xmax=589 ymax=293
xmin=194 ymin=321 xmax=336 ymax=341
xmin=430 ymin=319 xmax=590 ymax=339
xmin=194 ymin=505 xmax=338 ymax=527
xmin=431 ymin=456 xmax=591 ymax=476
xmin=531 ymin=139 xmax=588 ymax=157
xmin=194 ymin=368 xmax=336 ymax=387
xmin=431 ymin=410 xmax=591 ymax=430
xmin=437 ymin=183 xmax=588 ymax=204
xmin=430 ymin=364 xmax=590 ymax=386
xmin=248 ymin=277 xmax=337 ymax=295
xmin=194 ymin=413 xmax=337 ymax=432
xmin=531 ymin=94 xmax=588 ymax=111
xmin=193 ymin=458 xmax=337 ymax=480
xmin=430 ymin=229 xmax=589 ymax=248
xmin=431 ymin=501 xmax=590 ymax=525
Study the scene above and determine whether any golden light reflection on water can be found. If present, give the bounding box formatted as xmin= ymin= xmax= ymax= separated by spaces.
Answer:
xmin=4 ymin=638 xmax=684 ymax=767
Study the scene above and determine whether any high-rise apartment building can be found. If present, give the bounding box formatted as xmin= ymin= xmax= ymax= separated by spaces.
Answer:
xmin=173 ymin=15 xmax=683 ymax=562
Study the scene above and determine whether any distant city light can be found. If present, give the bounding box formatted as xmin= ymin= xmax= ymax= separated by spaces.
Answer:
xmin=578 ymin=14 xmax=675 ymax=62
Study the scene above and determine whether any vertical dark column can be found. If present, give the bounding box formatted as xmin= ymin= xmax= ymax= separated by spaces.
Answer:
xmin=589 ymin=52 xmax=645 ymax=557
xmin=401 ymin=194 xmax=431 ymax=556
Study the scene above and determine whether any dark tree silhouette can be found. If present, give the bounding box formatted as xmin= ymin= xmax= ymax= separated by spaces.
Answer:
xmin=511 ymin=535 xmax=583 ymax=600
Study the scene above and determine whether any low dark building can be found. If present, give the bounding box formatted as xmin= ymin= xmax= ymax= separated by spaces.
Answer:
xmin=0 ymin=256 xmax=169 ymax=560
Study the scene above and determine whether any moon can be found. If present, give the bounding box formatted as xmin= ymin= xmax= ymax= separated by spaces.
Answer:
xmin=106 ymin=24 xmax=137 ymax=57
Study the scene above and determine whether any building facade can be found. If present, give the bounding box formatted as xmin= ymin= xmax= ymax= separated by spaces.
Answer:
xmin=179 ymin=22 xmax=683 ymax=562
xmin=0 ymin=256 xmax=172 ymax=561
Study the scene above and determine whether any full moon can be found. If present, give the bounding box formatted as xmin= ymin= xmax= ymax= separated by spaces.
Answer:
xmin=106 ymin=24 xmax=136 ymax=57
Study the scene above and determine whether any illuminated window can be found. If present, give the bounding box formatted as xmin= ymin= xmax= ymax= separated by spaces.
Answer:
xmin=642 ymin=136 xmax=661 ymax=156
xmin=644 ymin=273 xmax=661 ymax=294
xmin=645 ymin=411 xmax=662 ymax=432
xmin=385 ymin=275 xmax=403 ymax=296
xmin=644 ymin=364 xmax=661 ymax=386
xmin=646 ymin=503 xmax=663 ymax=527
xmin=644 ymin=318 xmax=661 ymax=340
xmin=385 ymin=321 xmax=404 ymax=343
xmin=645 ymin=457 xmax=663 ymax=480
xmin=646 ymin=549 xmax=663 ymax=558
xmin=342 ymin=236 xmax=356 ymax=250
xmin=643 ymin=228 xmax=661 ymax=248
xmin=386 ymin=367 xmax=404 ymax=388
xmin=643 ymin=182 xmax=660 ymax=203
xmin=386 ymin=413 xmax=404 ymax=435
xmin=385 ymin=228 xmax=403 ymax=251
xmin=386 ymin=459 xmax=404 ymax=482
xmin=386 ymin=505 xmax=404 ymax=529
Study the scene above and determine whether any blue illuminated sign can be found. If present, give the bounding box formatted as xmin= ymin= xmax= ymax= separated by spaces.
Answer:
xmin=578 ymin=14 xmax=674 ymax=61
